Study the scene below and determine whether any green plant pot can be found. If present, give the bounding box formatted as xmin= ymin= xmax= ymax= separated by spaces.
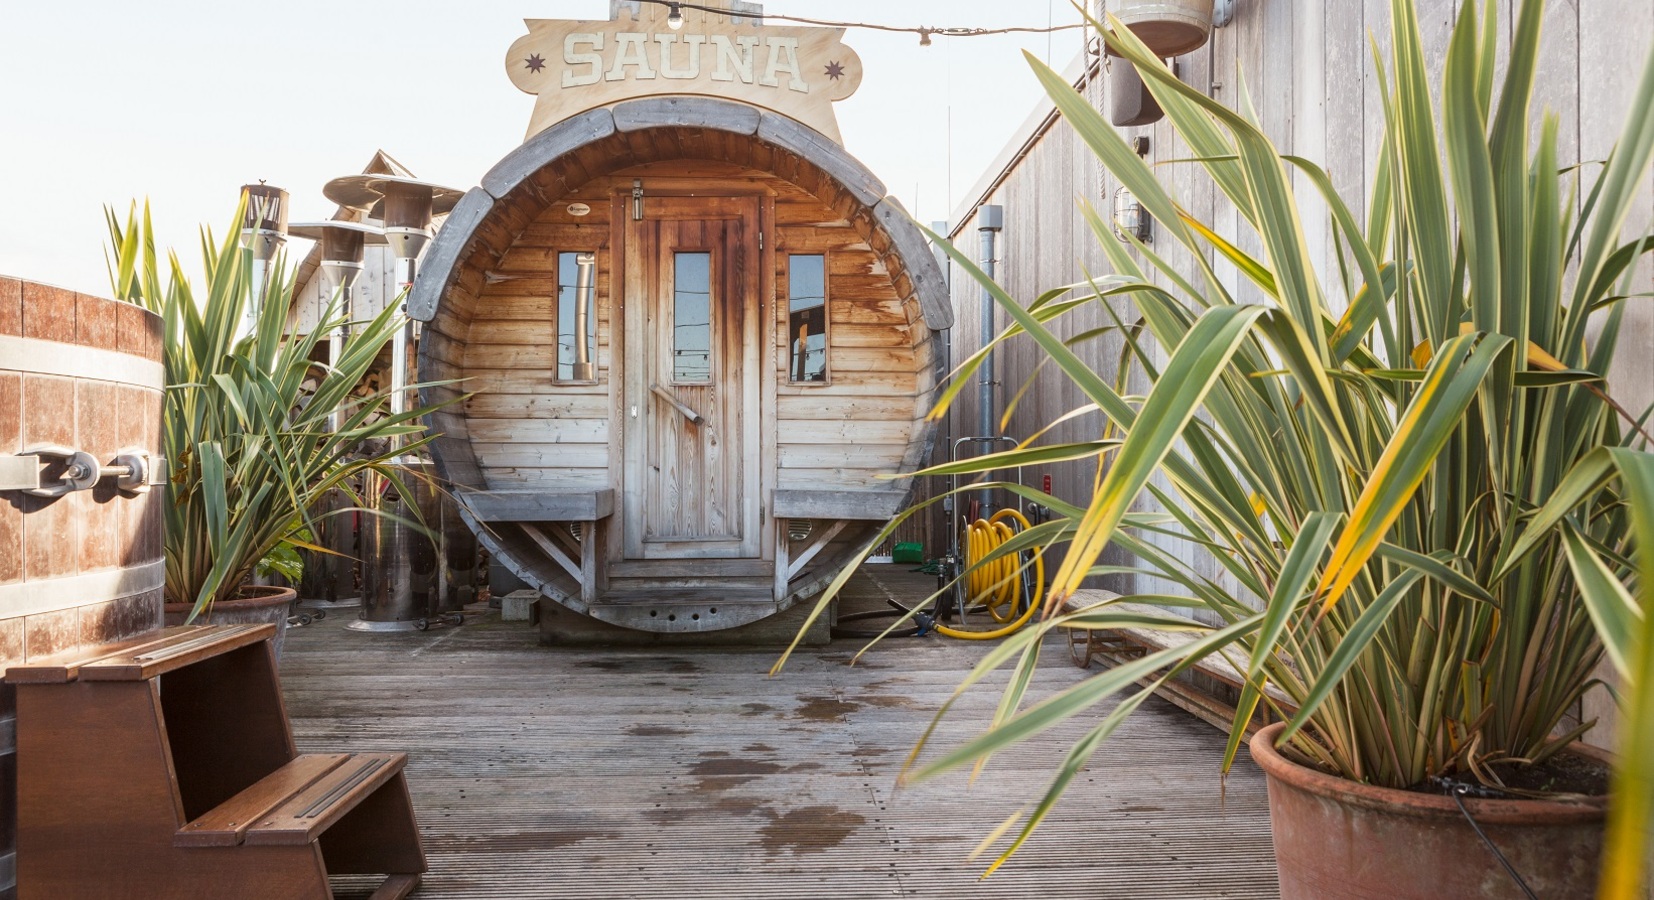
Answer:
xmin=1250 ymin=722 xmax=1605 ymax=899
xmin=163 ymin=584 xmax=295 ymax=658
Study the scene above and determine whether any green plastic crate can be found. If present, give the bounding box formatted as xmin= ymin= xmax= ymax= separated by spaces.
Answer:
xmin=892 ymin=541 xmax=924 ymax=564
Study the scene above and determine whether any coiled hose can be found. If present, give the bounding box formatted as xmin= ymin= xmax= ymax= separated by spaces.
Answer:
xmin=831 ymin=508 xmax=1044 ymax=641
xmin=933 ymin=508 xmax=1043 ymax=640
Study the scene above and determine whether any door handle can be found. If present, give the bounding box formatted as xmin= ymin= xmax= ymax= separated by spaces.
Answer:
xmin=650 ymin=383 xmax=705 ymax=426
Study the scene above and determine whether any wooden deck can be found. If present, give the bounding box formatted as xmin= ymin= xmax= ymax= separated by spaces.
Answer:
xmin=281 ymin=568 xmax=1280 ymax=898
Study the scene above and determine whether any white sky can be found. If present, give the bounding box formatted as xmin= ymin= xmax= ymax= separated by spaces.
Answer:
xmin=0 ymin=1 xmax=1085 ymax=296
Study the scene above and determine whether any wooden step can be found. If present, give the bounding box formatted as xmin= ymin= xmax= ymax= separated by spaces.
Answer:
xmin=5 ymin=624 xmax=275 ymax=685
xmin=608 ymin=559 xmax=774 ymax=579
xmin=78 ymin=624 xmax=276 ymax=682
xmin=243 ymin=752 xmax=407 ymax=846
xmin=369 ymin=874 xmax=423 ymax=900
xmin=593 ymin=587 xmax=774 ymax=607
xmin=175 ymin=753 xmax=351 ymax=848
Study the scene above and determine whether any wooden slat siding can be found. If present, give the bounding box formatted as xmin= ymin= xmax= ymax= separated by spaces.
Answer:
xmin=474 ymin=444 xmax=611 ymax=469
xmin=1581 ymin=0 xmax=1654 ymax=753
xmin=942 ymin=0 xmax=1654 ymax=743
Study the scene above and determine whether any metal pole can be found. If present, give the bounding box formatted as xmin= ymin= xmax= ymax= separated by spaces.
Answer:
xmin=328 ymin=284 xmax=351 ymax=433
xmin=351 ymin=253 xmax=433 ymax=631
xmin=976 ymin=205 xmax=1004 ymax=517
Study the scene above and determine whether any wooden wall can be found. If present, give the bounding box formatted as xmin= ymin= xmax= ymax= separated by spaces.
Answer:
xmin=943 ymin=0 xmax=1654 ymax=746
xmin=462 ymin=158 xmax=928 ymax=501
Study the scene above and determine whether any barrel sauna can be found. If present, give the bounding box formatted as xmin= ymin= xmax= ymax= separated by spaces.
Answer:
xmin=409 ymin=97 xmax=950 ymax=633
xmin=0 ymin=277 xmax=167 ymax=893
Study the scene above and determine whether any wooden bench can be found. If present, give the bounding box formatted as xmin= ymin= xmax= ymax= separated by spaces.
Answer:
xmin=771 ymin=488 xmax=910 ymax=600
xmin=1062 ymin=590 xmax=1298 ymax=739
xmin=7 ymin=624 xmax=425 ymax=899
xmin=458 ymin=489 xmax=615 ymax=604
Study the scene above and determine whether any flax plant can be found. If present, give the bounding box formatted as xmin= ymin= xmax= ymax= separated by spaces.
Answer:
xmin=107 ymin=200 xmax=454 ymax=622
xmin=780 ymin=0 xmax=1654 ymax=887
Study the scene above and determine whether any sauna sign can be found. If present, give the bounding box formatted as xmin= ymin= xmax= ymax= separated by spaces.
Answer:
xmin=507 ymin=3 xmax=863 ymax=144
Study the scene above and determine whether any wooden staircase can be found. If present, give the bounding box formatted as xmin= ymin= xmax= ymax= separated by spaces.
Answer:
xmin=7 ymin=624 xmax=426 ymax=899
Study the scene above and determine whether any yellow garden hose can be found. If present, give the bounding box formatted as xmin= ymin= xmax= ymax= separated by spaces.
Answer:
xmin=935 ymin=508 xmax=1045 ymax=641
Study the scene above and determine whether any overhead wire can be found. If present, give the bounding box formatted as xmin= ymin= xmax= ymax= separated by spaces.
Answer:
xmin=636 ymin=0 xmax=1088 ymax=42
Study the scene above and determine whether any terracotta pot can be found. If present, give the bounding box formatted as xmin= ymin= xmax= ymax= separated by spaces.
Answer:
xmin=1250 ymin=721 xmax=1604 ymax=899
xmin=164 ymin=584 xmax=294 ymax=658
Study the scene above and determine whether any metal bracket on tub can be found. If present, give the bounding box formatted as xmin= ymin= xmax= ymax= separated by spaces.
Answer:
xmin=1 ymin=446 xmax=166 ymax=498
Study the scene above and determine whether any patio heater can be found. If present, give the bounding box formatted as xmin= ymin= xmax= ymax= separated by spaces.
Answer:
xmin=238 ymin=183 xmax=289 ymax=342
xmin=287 ymin=220 xmax=387 ymax=607
xmin=322 ymin=175 xmax=473 ymax=632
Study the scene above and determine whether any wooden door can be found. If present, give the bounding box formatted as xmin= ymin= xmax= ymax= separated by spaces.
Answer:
xmin=622 ymin=195 xmax=762 ymax=559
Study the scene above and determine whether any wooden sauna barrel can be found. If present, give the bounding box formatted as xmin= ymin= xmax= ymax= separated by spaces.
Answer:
xmin=411 ymin=97 xmax=951 ymax=633
xmin=0 ymin=276 xmax=166 ymax=890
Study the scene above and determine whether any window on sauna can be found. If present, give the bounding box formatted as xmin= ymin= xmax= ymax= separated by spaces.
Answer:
xmin=787 ymin=254 xmax=827 ymax=383
xmin=673 ymin=251 xmax=713 ymax=383
xmin=556 ymin=251 xmax=598 ymax=382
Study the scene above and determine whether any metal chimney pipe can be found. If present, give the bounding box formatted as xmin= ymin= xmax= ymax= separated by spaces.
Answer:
xmin=977 ymin=205 xmax=1004 ymax=515
xmin=572 ymin=253 xmax=597 ymax=381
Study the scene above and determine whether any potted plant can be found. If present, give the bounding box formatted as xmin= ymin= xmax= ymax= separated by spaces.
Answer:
xmin=107 ymin=200 xmax=451 ymax=655
xmin=781 ymin=0 xmax=1654 ymax=896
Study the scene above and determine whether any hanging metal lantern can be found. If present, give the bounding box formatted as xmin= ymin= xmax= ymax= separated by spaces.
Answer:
xmin=1114 ymin=185 xmax=1152 ymax=244
xmin=1105 ymin=0 xmax=1215 ymax=58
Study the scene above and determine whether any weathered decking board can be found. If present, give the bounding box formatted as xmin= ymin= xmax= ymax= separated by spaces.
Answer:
xmin=281 ymin=569 xmax=1278 ymax=899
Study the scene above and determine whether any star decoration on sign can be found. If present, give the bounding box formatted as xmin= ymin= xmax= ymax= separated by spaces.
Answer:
xmin=824 ymin=60 xmax=845 ymax=81
xmin=525 ymin=53 xmax=546 ymax=73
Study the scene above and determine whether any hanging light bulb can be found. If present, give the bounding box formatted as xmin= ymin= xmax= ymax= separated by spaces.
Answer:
xmin=667 ymin=3 xmax=685 ymax=30
xmin=918 ymin=27 xmax=933 ymax=46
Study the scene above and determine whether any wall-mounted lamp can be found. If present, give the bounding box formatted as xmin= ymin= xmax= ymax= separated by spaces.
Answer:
xmin=667 ymin=3 xmax=685 ymax=29
xmin=1213 ymin=0 xmax=1238 ymax=28
xmin=1114 ymin=185 xmax=1152 ymax=244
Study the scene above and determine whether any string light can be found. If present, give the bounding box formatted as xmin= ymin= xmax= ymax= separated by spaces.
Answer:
xmin=636 ymin=0 xmax=1086 ymax=46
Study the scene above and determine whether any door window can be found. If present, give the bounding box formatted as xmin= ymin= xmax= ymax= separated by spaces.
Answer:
xmin=672 ymin=251 xmax=713 ymax=383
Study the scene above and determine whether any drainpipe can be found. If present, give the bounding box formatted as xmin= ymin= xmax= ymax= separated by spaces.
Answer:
xmin=977 ymin=204 xmax=1004 ymax=516
xmin=930 ymin=220 xmax=955 ymax=535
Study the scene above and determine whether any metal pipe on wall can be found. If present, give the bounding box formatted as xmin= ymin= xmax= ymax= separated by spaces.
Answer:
xmin=573 ymin=252 xmax=597 ymax=381
xmin=976 ymin=205 xmax=1004 ymax=516
xmin=930 ymin=219 xmax=956 ymax=535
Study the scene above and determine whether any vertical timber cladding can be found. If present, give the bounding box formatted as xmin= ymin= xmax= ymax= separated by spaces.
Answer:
xmin=410 ymin=3 xmax=952 ymax=633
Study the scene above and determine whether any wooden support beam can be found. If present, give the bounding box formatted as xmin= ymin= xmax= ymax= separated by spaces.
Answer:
xmin=773 ymin=519 xmax=790 ymax=602
xmin=519 ymin=524 xmax=583 ymax=583
xmin=580 ymin=520 xmax=607 ymax=605
xmin=786 ymin=519 xmax=849 ymax=582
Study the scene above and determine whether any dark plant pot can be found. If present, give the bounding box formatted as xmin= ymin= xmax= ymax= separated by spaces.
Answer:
xmin=164 ymin=584 xmax=295 ymax=658
xmin=1250 ymin=721 xmax=1604 ymax=899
